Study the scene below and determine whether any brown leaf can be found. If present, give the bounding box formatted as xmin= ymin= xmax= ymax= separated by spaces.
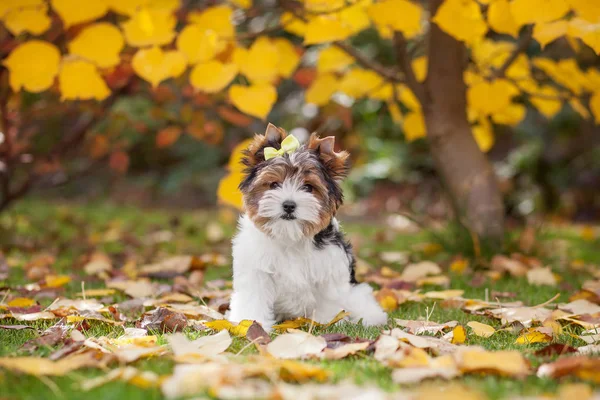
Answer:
xmin=246 ymin=322 xmax=271 ymax=345
xmin=538 ymin=356 xmax=600 ymax=381
xmin=491 ymin=255 xmax=528 ymax=277
xmin=21 ymin=320 xmax=69 ymax=352
xmin=535 ymin=343 xmax=578 ymax=358
xmin=138 ymin=307 xmax=187 ymax=332
xmin=216 ymin=106 xmax=253 ymax=127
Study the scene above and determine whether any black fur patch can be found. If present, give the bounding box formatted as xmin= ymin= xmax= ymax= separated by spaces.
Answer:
xmin=313 ymin=222 xmax=357 ymax=284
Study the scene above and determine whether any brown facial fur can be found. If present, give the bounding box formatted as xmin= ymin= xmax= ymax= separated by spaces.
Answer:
xmin=239 ymin=125 xmax=350 ymax=238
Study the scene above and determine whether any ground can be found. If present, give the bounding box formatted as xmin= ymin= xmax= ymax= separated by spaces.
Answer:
xmin=0 ymin=199 xmax=599 ymax=399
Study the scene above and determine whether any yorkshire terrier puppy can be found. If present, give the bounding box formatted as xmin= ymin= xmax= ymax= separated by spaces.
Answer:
xmin=227 ymin=124 xmax=388 ymax=331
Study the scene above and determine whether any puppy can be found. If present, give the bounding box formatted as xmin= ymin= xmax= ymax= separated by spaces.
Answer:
xmin=227 ymin=124 xmax=388 ymax=331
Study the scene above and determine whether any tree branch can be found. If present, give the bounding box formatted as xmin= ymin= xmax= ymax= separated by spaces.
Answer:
xmin=332 ymin=41 xmax=403 ymax=82
xmin=392 ymin=32 xmax=427 ymax=105
xmin=493 ymin=26 xmax=533 ymax=79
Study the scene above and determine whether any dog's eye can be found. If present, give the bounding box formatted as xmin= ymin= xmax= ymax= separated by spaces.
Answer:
xmin=301 ymin=184 xmax=313 ymax=193
xmin=270 ymin=182 xmax=281 ymax=190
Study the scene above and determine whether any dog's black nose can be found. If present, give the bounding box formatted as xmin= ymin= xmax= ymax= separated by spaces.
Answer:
xmin=282 ymin=200 xmax=296 ymax=214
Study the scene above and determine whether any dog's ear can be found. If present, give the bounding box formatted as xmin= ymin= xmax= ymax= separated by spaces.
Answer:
xmin=308 ymin=133 xmax=349 ymax=180
xmin=239 ymin=124 xmax=287 ymax=192
xmin=241 ymin=123 xmax=288 ymax=169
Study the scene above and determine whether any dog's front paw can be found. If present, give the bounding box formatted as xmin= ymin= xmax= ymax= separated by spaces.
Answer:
xmin=356 ymin=309 xmax=388 ymax=327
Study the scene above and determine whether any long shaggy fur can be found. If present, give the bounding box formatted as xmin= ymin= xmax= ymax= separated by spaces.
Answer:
xmin=227 ymin=124 xmax=388 ymax=331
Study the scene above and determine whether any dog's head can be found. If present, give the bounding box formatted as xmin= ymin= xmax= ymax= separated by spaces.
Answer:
xmin=239 ymin=123 xmax=349 ymax=241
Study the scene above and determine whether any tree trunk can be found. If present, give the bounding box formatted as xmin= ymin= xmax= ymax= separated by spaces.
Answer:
xmin=422 ymin=0 xmax=505 ymax=243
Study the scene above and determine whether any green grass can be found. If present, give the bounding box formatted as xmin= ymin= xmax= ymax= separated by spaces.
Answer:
xmin=0 ymin=199 xmax=599 ymax=399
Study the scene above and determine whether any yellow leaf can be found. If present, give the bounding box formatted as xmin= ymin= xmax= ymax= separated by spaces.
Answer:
xmin=569 ymin=98 xmax=590 ymax=119
xmin=68 ymin=23 xmax=125 ymax=68
xmin=403 ymin=111 xmax=426 ymax=141
xmin=45 ymin=274 xmax=72 ymax=287
xmin=510 ymin=0 xmax=570 ymax=26
xmin=304 ymin=0 xmax=344 ymax=12
xmin=273 ymin=38 xmax=300 ymax=78
xmin=190 ymin=61 xmax=238 ymax=93
xmin=0 ymin=354 xmax=99 ymax=376
xmin=50 ymin=0 xmax=108 ymax=27
xmin=367 ymin=0 xmax=423 ymax=38
xmin=567 ymin=0 xmax=600 ymax=23
xmin=590 ymin=91 xmax=600 ymax=124
xmin=217 ymin=170 xmax=244 ymax=209
xmin=7 ymin=297 xmax=36 ymax=308
xmin=231 ymin=0 xmax=252 ymax=8
xmin=3 ymin=4 xmax=51 ymax=35
xmin=491 ymin=103 xmax=526 ymax=126
xmin=176 ymin=24 xmax=220 ymax=64
xmin=568 ymin=18 xmax=600 ymax=55
xmin=534 ymin=58 xmax=587 ymax=95
xmin=317 ymin=46 xmax=354 ymax=73
xmin=411 ymin=56 xmax=427 ymax=82
xmin=467 ymin=321 xmax=496 ymax=337
xmin=131 ymin=46 xmax=186 ymax=87
xmin=3 ymin=40 xmax=60 ymax=93
xmin=229 ymin=84 xmax=277 ymax=120
xmin=272 ymin=311 xmax=349 ymax=331
xmin=188 ymin=5 xmax=234 ymax=38
xmin=467 ymin=79 xmax=519 ymax=115
xmin=449 ymin=258 xmax=469 ymax=274
xmin=304 ymin=15 xmax=353 ymax=45
xmin=378 ymin=294 xmax=398 ymax=312
xmin=228 ymin=138 xmax=254 ymax=171
xmin=369 ymin=83 xmax=394 ymax=100
xmin=105 ymin=0 xmax=146 ymax=15
xmin=451 ymin=325 xmax=467 ymax=344
xmin=281 ymin=11 xmax=307 ymax=37
xmin=0 ymin=0 xmax=44 ymax=17
xmin=533 ymin=20 xmax=568 ymax=48
xmin=76 ymin=288 xmax=116 ymax=297
xmin=458 ymin=349 xmax=530 ymax=377
xmin=397 ymin=84 xmax=421 ymax=110
xmin=339 ymin=68 xmax=383 ymax=98
xmin=122 ymin=7 xmax=176 ymax=47
xmin=204 ymin=319 xmax=253 ymax=337
xmin=388 ymin=101 xmax=403 ymax=124
xmin=233 ymin=37 xmax=280 ymax=84
xmin=305 ymin=73 xmax=339 ymax=106
xmin=515 ymin=329 xmax=551 ymax=344
xmin=432 ymin=0 xmax=487 ymax=44
xmin=487 ymin=0 xmax=519 ymax=38
xmin=337 ymin=0 xmax=371 ymax=36
xmin=529 ymin=85 xmax=563 ymax=118
xmin=472 ymin=117 xmax=494 ymax=152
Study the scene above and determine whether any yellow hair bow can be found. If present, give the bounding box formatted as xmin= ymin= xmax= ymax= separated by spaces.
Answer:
xmin=264 ymin=135 xmax=300 ymax=160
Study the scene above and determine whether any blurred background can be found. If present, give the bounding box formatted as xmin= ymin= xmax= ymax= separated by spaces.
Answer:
xmin=1 ymin=0 xmax=599 ymax=233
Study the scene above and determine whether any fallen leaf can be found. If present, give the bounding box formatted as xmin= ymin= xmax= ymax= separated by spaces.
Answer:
xmin=322 ymin=341 xmax=369 ymax=360
xmin=515 ymin=329 xmax=552 ymax=344
xmin=169 ymin=330 xmax=232 ymax=358
xmin=538 ymin=356 xmax=600 ymax=382
xmin=535 ymin=343 xmax=578 ymax=357
xmin=395 ymin=319 xmax=458 ymax=335
xmin=0 ymin=352 xmax=101 ymax=376
xmin=454 ymin=348 xmax=530 ymax=377
xmin=0 ymin=324 xmax=35 ymax=330
xmin=138 ymin=307 xmax=187 ymax=332
xmin=527 ymin=267 xmax=557 ymax=286
xmin=204 ymin=319 xmax=253 ymax=337
xmin=401 ymin=261 xmax=442 ymax=282
xmin=451 ymin=325 xmax=467 ymax=344
xmin=267 ymin=329 xmax=327 ymax=359
xmin=392 ymin=366 xmax=459 ymax=384
xmin=21 ymin=320 xmax=69 ymax=352
xmin=81 ymin=366 xmax=159 ymax=391
xmin=466 ymin=321 xmax=496 ymax=338
xmin=246 ymin=321 xmax=271 ymax=345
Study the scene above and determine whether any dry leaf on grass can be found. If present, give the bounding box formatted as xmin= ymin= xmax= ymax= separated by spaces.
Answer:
xmin=400 ymin=261 xmax=441 ymax=282
xmin=466 ymin=321 xmax=495 ymax=338
xmin=246 ymin=321 xmax=271 ymax=345
xmin=81 ymin=366 xmax=159 ymax=391
xmin=450 ymin=325 xmax=467 ymax=344
xmin=515 ymin=328 xmax=552 ymax=344
xmin=527 ymin=267 xmax=557 ymax=286
xmin=162 ymin=363 xmax=244 ymax=399
xmin=0 ymin=352 xmax=101 ymax=376
xmin=267 ymin=329 xmax=327 ymax=359
xmin=538 ymin=356 xmax=600 ymax=382
xmin=454 ymin=348 xmax=530 ymax=378
xmin=559 ymin=299 xmax=600 ymax=316
xmin=204 ymin=319 xmax=254 ymax=337
xmin=392 ymin=366 xmax=459 ymax=384
xmin=169 ymin=330 xmax=232 ymax=358
xmin=272 ymin=310 xmax=349 ymax=331
xmin=321 ymin=341 xmax=370 ymax=360
xmin=395 ymin=319 xmax=458 ymax=335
